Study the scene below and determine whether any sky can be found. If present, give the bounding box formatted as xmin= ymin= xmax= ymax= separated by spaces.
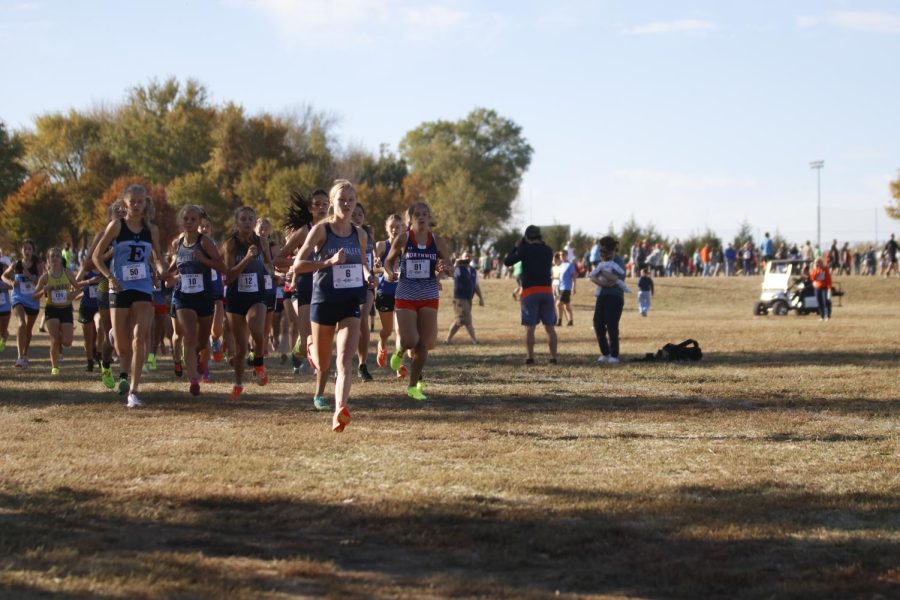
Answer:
xmin=1 ymin=0 xmax=898 ymax=245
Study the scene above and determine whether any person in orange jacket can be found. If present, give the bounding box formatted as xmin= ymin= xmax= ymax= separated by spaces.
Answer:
xmin=809 ymin=257 xmax=833 ymax=321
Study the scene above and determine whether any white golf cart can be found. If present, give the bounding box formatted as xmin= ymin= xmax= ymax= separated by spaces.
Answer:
xmin=754 ymin=259 xmax=842 ymax=316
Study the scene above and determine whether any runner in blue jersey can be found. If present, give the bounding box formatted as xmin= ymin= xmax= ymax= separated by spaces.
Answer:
xmin=277 ymin=189 xmax=330 ymax=375
xmin=383 ymin=201 xmax=453 ymax=401
xmin=0 ymin=253 xmax=11 ymax=354
xmin=92 ymin=184 xmax=164 ymax=408
xmin=222 ymin=205 xmax=273 ymax=400
xmin=199 ymin=215 xmax=228 ymax=365
xmin=292 ymin=180 xmax=374 ymax=432
xmin=1 ymin=239 xmax=42 ymax=370
xmin=373 ymin=214 xmax=404 ymax=374
xmin=351 ymin=202 xmax=376 ymax=382
xmin=74 ymin=258 xmax=103 ymax=372
xmin=168 ymin=204 xmax=226 ymax=397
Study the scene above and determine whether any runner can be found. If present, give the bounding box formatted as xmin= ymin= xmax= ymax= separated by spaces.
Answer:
xmin=2 ymin=239 xmax=43 ymax=370
xmin=373 ymin=214 xmax=404 ymax=375
xmin=350 ymin=202 xmax=376 ymax=381
xmin=200 ymin=215 xmax=228 ymax=366
xmin=292 ymin=180 xmax=371 ymax=431
xmin=74 ymin=258 xmax=102 ymax=372
xmin=383 ymin=201 xmax=453 ymax=401
xmin=169 ymin=204 xmax=226 ymax=396
xmin=31 ymin=247 xmax=78 ymax=374
xmin=277 ymin=189 xmax=330 ymax=375
xmin=222 ymin=206 xmax=272 ymax=400
xmin=91 ymin=184 xmax=164 ymax=407
xmin=0 ymin=252 xmax=10 ymax=354
xmin=255 ymin=217 xmax=280 ymax=364
xmin=88 ymin=201 xmax=126 ymax=389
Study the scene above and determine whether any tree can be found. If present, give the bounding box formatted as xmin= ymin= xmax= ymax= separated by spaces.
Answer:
xmin=429 ymin=168 xmax=488 ymax=251
xmin=264 ymin=165 xmax=321 ymax=225
xmin=92 ymin=177 xmax=177 ymax=246
xmin=23 ymin=109 xmax=104 ymax=183
xmin=400 ymin=108 xmax=533 ymax=240
xmin=683 ymin=227 xmax=722 ymax=256
xmin=0 ymin=173 xmax=76 ymax=251
xmin=888 ymin=170 xmax=900 ymax=220
xmin=108 ymin=78 xmax=216 ymax=184
xmin=0 ymin=121 xmax=26 ymax=204
xmin=733 ymin=219 xmax=755 ymax=249
xmin=234 ymin=158 xmax=280 ymax=217
xmin=167 ymin=171 xmax=228 ymax=231
xmin=356 ymin=181 xmax=407 ymax=233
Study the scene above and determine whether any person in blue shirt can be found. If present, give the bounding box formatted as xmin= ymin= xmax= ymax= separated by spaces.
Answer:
xmin=589 ymin=236 xmax=626 ymax=364
xmin=589 ymin=239 xmax=602 ymax=268
xmin=555 ymin=251 xmax=577 ymax=326
xmin=445 ymin=252 xmax=483 ymax=345
xmin=724 ymin=242 xmax=737 ymax=276
xmin=760 ymin=232 xmax=775 ymax=271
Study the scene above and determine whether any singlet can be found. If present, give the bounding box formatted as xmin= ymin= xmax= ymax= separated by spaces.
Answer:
xmin=0 ymin=259 xmax=10 ymax=311
xmin=396 ymin=230 xmax=439 ymax=301
xmin=111 ymin=219 xmax=154 ymax=295
xmin=263 ymin=241 xmax=276 ymax=295
xmin=376 ymin=240 xmax=398 ymax=296
xmin=311 ymin=224 xmax=365 ymax=305
xmin=11 ymin=260 xmax=40 ymax=310
xmin=174 ymin=234 xmax=212 ymax=298
xmin=80 ymin=271 xmax=100 ymax=310
xmin=225 ymin=233 xmax=268 ymax=301
xmin=45 ymin=270 xmax=72 ymax=307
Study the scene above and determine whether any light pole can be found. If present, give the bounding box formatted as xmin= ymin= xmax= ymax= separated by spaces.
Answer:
xmin=810 ymin=160 xmax=824 ymax=252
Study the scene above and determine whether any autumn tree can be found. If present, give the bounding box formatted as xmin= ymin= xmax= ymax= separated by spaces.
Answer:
xmin=93 ymin=177 xmax=177 ymax=246
xmin=0 ymin=173 xmax=76 ymax=250
xmin=888 ymin=170 xmax=900 ymax=220
xmin=0 ymin=121 xmax=26 ymax=205
xmin=167 ymin=171 xmax=228 ymax=231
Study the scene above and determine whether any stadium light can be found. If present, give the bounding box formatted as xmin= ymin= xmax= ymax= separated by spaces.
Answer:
xmin=810 ymin=160 xmax=824 ymax=252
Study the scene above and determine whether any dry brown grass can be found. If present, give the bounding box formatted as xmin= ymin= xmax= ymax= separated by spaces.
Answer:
xmin=1 ymin=275 xmax=898 ymax=598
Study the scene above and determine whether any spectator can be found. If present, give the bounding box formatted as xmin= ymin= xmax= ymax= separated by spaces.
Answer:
xmin=637 ymin=267 xmax=654 ymax=317
xmin=589 ymin=239 xmax=602 ymax=269
xmin=724 ymin=242 xmax=737 ymax=276
xmin=883 ymin=234 xmax=899 ymax=277
xmin=809 ymin=257 xmax=833 ymax=321
xmin=556 ymin=251 xmax=577 ymax=326
xmin=445 ymin=253 xmax=483 ymax=345
xmin=589 ymin=236 xmax=626 ymax=364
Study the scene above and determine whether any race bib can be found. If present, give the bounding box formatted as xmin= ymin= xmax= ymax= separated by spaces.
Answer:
xmin=51 ymin=289 xmax=68 ymax=304
xmin=182 ymin=274 xmax=204 ymax=294
xmin=407 ymin=259 xmax=430 ymax=279
xmin=238 ymin=273 xmax=258 ymax=293
xmin=211 ymin=270 xmax=219 ymax=282
xmin=122 ymin=263 xmax=148 ymax=282
xmin=264 ymin=274 xmax=273 ymax=290
xmin=333 ymin=264 xmax=363 ymax=289
xmin=19 ymin=281 xmax=34 ymax=295
xmin=88 ymin=285 xmax=98 ymax=299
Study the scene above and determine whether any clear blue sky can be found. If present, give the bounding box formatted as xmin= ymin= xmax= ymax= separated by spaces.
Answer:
xmin=2 ymin=0 xmax=898 ymax=244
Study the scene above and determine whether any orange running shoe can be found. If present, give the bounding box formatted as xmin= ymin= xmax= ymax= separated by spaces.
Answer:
xmin=254 ymin=365 xmax=268 ymax=386
xmin=376 ymin=346 xmax=387 ymax=369
xmin=396 ymin=364 xmax=408 ymax=379
xmin=230 ymin=384 xmax=244 ymax=401
xmin=332 ymin=406 xmax=352 ymax=432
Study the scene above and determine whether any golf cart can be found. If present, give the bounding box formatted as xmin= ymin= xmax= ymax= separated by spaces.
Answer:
xmin=754 ymin=259 xmax=842 ymax=316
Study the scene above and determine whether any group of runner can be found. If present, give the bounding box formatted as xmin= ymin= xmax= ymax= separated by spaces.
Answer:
xmin=1 ymin=181 xmax=453 ymax=432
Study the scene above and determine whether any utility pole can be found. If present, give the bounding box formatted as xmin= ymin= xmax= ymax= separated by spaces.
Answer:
xmin=809 ymin=160 xmax=824 ymax=251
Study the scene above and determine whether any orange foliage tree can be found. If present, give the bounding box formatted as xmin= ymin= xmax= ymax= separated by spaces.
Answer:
xmin=0 ymin=172 xmax=76 ymax=252
xmin=93 ymin=176 xmax=179 ymax=249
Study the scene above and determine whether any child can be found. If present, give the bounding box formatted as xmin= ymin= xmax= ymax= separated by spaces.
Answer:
xmin=637 ymin=267 xmax=654 ymax=316
xmin=591 ymin=258 xmax=632 ymax=294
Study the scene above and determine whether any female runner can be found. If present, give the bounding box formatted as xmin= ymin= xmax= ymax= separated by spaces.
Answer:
xmin=383 ymin=202 xmax=452 ymax=401
xmin=373 ymin=213 xmax=404 ymax=374
xmin=31 ymin=247 xmax=78 ymax=374
xmin=350 ymin=202 xmax=375 ymax=381
xmin=91 ymin=184 xmax=164 ymax=407
xmin=2 ymin=239 xmax=43 ymax=370
xmin=222 ymin=206 xmax=272 ymax=400
xmin=292 ymin=180 xmax=372 ymax=431
xmin=74 ymin=258 xmax=102 ymax=371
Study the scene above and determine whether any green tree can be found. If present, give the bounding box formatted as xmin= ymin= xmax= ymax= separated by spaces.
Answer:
xmin=400 ymin=108 xmax=532 ymax=240
xmin=167 ymin=171 xmax=228 ymax=231
xmin=0 ymin=121 xmax=27 ymax=204
xmin=264 ymin=165 xmax=321 ymax=225
xmin=429 ymin=168 xmax=488 ymax=250
xmin=683 ymin=227 xmax=722 ymax=257
xmin=0 ymin=173 xmax=76 ymax=250
xmin=108 ymin=78 xmax=216 ymax=184
xmin=235 ymin=158 xmax=279 ymax=217
xmin=23 ymin=109 xmax=104 ymax=183
xmin=733 ymin=219 xmax=755 ymax=249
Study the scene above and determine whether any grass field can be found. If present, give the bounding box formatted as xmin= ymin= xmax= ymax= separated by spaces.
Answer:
xmin=1 ymin=275 xmax=898 ymax=599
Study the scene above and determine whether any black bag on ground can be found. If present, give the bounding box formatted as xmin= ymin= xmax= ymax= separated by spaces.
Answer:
xmin=633 ymin=339 xmax=702 ymax=362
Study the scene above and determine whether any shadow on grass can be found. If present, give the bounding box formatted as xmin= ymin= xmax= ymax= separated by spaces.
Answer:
xmin=1 ymin=484 xmax=897 ymax=598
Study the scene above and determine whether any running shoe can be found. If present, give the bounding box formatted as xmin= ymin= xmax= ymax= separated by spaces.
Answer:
xmin=358 ymin=363 xmax=373 ymax=381
xmin=292 ymin=336 xmax=304 ymax=359
xmin=201 ymin=369 xmax=210 ymax=384
xmin=607 ymin=357 xmax=620 ymax=365
xmin=14 ymin=357 xmax=24 ymax=369
xmin=147 ymin=353 xmax=157 ymax=371
xmin=189 ymin=378 xmax=200 ymax=396
xmin=313 ymin=395 xmax=329 ymax=411
xmin=126 ymin=393 xmax=142 ymax=408
xmin=254 ymin=365 xmax=268 ymax=386
xmin=407 ymin=386 xmax=427 ymax=401
xmin=0 ymin=338 xmax=5 ymax=352
xmin=117 ymin=376 xmax=129 ymax=396
xmin=389 ymin=348 xmax=404 ymax=372
xmin=51 ymin=367 xmax=60 ymax=376
xmin=101 ymin=367 xmax=115 ymax=389
xmin=230 ymin=384 xmax=243 ymax=401
xmin=210 ymin=337 xmax=223 ymax=362
xmin=416 ymin=380 xmax=427 ymax=392
xmin=174 ymin=361 xmax=183 ymax=377
xmin=246 ymin=351 xmax=254 ymax=368
xmin=142 ymin=364 xmax=149 ymax=374
xmin=86 ymin=359 xmax=94 ymax=373
xmin=21 ymin=357 xmax=29 ymax=371
xmin=596 ymin=355 xmax=609 ymax=364
xmin=396 ymin=364 xmax=408 ymax=379
xmin=376 ymin=347 xmax=387 ymax=369
xmin=332 ymin=406 xmax=351 ymax=432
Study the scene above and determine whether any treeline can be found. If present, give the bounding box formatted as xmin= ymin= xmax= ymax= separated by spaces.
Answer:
xmin=0 ymin=77 xmax=533 ymax=252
